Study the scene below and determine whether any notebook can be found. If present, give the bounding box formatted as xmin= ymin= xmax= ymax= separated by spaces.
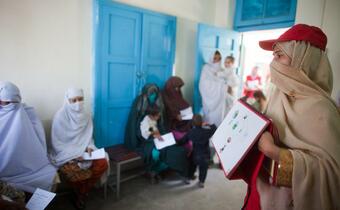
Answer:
xmin=211 ymin=99 xmax=274 ymax=180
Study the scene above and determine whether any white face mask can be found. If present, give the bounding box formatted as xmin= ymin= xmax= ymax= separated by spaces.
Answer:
xmin=69 ymin=101 xmax=84 ymax=112
xmin=0 ymin=103 xmax=18 ymax=112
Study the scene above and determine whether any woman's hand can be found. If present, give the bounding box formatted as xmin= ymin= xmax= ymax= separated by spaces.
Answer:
xmin=153 ymin=131 xmax=163 ymax=141
xmin=86 ymin=147 xmax=93 ymax=157
xmin=76 ymin=157 xmax=84 ymax=161
xmin=258 ymin=132 xmax=280 ymax=162
xmin=176 ymin=115 xmax=182 ymax=121
xmin=202 ymin=122 xmax=209 ymax=126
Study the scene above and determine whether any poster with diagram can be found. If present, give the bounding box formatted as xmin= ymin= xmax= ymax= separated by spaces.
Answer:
xmin=211 ymin=100 xmax=270 ymax=178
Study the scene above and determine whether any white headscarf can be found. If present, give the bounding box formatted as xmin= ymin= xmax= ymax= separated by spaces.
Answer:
xmin=199 ymin=51 xmax=228 ymax=126
xmin=0 ymin=81 xmax=57 ymax=193
xmin=50 ymin=88 xmax=96 ymax=167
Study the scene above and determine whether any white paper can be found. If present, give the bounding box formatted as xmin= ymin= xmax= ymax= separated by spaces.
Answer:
xmin=82 ymin=148 xmax=105 ymax=160
xmin=211 ymin=100 xmax=268 ymax=177
xmin=248 ymin=80 xmax=259 ymax=90
xmin=180 ymin=107 xmax=193 ymax=120
xmin=153 ymin=132 xmax=176 ymax=150
xmin=26 ymin=188 xmax=56 ymax=210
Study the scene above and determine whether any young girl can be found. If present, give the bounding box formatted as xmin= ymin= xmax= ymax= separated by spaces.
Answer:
xmin=140 ymin=105 xmax=168 ymax=183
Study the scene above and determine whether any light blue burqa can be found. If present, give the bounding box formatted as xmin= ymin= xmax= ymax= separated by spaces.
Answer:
xmin=0 ymin=81 xmax=57 ymax=193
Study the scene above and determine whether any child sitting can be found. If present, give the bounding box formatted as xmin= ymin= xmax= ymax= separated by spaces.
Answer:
xmin=140 ymin=105 xmax=167 ymax=183
xmin=181 ymin=114 xmax=217 ymax=188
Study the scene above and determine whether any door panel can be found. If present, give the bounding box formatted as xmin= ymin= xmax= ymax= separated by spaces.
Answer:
xmin=141 ymin=14 xmax=176 ymax=89
xmin=107 ymin=63 xmax=137 ymax=103
xmin=96 ymin=5 xmax=142 ymax=147
xmin=194 ymin=24 xmax=240 ymax=113
xmin=145 ymin=64 xmax=168 ymax=87
xmin=106 ymin=108 xmax=131 ymax=143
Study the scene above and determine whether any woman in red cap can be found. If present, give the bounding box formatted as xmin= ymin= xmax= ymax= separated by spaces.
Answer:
xmin=255 ymin=24 xmax=340 ymax=210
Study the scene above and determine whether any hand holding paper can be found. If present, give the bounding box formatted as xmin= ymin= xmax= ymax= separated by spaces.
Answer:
xmin=258 ymin=131 xmax=280 ymax=162
xmin=82 ymin=148 xmax=105 ymax=160
xmin=180 ymin=107 xmax=193 ymax=120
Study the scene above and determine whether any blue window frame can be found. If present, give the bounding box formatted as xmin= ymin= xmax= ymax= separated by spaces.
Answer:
xmin=234 ymin=0 xmax=297 ymax=31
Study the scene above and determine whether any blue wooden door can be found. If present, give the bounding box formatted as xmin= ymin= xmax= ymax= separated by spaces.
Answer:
xmin=193 ymin=24 xmax=240 ymax=113
xmin=94 ymin=1 xmax=176 ymax=147
xmin=141 ymin=14 xmax=176 ymax=89
xmin=95 ymin=4 xmax=142 ymax=148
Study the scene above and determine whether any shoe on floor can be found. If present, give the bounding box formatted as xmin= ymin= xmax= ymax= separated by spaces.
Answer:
xmin=198 ymin=181 xmax=204 ymax=188
xmin=182 ymin=178 xmax=190 ymax=185
xmin=190 ymin=175 xmax=197 ymax=180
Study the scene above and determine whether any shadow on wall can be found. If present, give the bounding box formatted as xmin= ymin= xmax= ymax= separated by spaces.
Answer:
xmin=175 ymin=17 xmax=198 ymax=104
xmin=42 ymin=119 xmax=53 ymax=151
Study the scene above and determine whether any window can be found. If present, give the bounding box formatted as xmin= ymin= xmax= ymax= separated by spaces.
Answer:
xmin=234 ymin=0 xmax=297 ymax=31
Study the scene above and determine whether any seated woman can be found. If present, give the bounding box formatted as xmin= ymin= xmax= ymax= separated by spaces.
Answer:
xmin=139 ymin=105 xmax=168 ymax=183
xmin=0 ymin=81 xmax=57 ymax=193
xmin=162 ymin=77 xmax=196 ymax=180
xmin=49 ymin=88 xmax=108 ymax=209
xmin=125 ymin=84 xmax=189 ymax=180
xmin=162 ymin=76 xmax=192 ymax=132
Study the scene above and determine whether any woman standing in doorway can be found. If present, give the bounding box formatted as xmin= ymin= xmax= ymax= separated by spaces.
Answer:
xmin=199 ymin=50 xmax=227 ymax=126
xmin=255 ymin=24 xmax=340 ymax=210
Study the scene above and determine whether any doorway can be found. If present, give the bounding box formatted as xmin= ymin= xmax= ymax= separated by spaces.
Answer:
xmin=240 ymin=28 xmax=287 ymax=96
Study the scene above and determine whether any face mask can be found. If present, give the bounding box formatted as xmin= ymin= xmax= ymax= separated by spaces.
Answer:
xmin=148 ymin=92 xmax=157 ymax=104
xmin=69 ymin=101 xmax=84 ymax=112
xmin=0 ymin=103 xmax=18 ymax=112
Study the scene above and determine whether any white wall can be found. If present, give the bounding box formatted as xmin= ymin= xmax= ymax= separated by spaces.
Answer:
xmin=322 ymin=0 xmax=340 ymax=99
xmin=115 ymin=0 xmax=217 ymax=24
xmin=174 ymin=18 xmax=198 ymax=103
xmin=0 ymin=0 xmax=93 ymax=135
xmin=295 ymin=0 xmax=340 ymax=99
xmin=214 ymin=0 xmax=235 ymax=28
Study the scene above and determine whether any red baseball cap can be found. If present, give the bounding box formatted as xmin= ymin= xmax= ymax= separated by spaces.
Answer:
xmin=259 ymin=24 xmax=327 ymax=51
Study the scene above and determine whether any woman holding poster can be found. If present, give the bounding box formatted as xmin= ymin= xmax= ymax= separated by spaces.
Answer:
xmin=255 ymin=24 xmax=340 ymax=210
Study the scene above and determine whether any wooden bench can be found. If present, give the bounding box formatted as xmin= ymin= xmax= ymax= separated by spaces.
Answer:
xmin=104 ymin=145 xmax=145 ymax=199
